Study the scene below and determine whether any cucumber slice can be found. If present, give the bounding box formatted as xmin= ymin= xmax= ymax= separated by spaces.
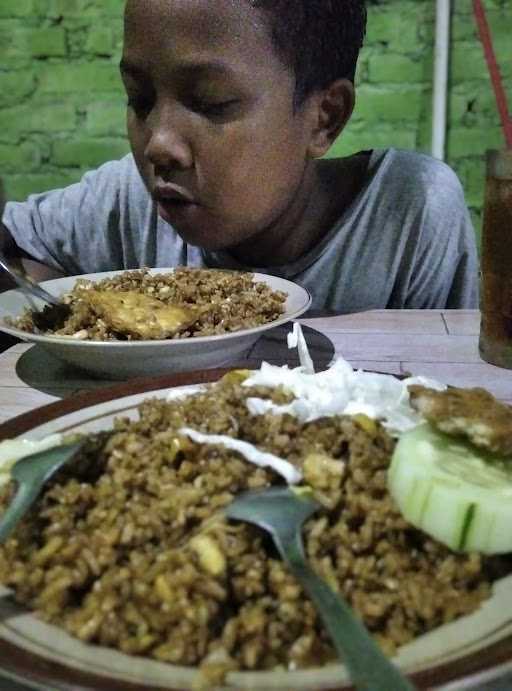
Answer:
xmin=388 ymin=423 xmax=512 ymax=554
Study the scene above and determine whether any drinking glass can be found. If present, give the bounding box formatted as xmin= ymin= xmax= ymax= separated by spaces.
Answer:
xmin=479 ymin=149 xmax=512 ymax=368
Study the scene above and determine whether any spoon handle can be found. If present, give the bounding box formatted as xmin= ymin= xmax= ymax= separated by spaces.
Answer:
xmin=275 ymin=532 xmax=416 ymax=691
xmin=0 ymin=440 xmax=85 ymax=544
xmin=0 ymin=481 xmax=41 ymax=543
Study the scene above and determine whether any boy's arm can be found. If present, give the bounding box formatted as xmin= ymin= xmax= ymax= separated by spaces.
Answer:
xmin=0 ymin=183 xmax=64 ymax=292
xmin=1 ymin=156 xmax=150 ymax=279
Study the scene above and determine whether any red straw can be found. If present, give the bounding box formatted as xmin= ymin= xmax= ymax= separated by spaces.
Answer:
xmin=473 ymin=0 xmax=512 ymax=148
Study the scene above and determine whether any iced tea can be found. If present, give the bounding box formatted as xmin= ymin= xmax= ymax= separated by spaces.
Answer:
xmin=479 ymin=149 xmax=512 ymax=368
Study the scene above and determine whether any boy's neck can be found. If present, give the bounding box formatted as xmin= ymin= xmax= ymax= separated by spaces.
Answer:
xmin=229 ymin=153 xmax=370 ymax=267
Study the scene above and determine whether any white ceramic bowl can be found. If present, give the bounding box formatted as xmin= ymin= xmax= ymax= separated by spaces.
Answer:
xmin=0 ymin=269 xmax=311 ymax=380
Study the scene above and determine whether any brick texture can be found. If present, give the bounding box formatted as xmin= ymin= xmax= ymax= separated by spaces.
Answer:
xmin=0 ymin=0 xmax=511 ymax=245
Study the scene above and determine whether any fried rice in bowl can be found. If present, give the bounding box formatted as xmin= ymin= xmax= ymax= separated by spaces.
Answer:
xmin=0 ymin=268 xmax=311 ymax=379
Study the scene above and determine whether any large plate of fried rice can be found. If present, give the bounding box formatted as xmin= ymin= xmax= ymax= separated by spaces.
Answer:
xmin=0 ymin=362 xmax=512 ymax=691
xmin=0 ymin=268 xmax=311 ymax=379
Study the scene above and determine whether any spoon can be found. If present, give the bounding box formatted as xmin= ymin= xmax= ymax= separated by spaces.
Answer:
xmin=0 ymin=439 xmax=85 ymax=543
xmin=225 ymin=487 xmax=415 ymax=691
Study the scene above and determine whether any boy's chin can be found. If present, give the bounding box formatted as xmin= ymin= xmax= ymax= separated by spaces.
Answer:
xmin=161 ymin=219 xmax=241 ymax=253
xmin=158 ymin=205 xmax=262 ymax=254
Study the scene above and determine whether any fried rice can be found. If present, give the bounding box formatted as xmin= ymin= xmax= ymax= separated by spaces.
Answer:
xmin=0 ymin=372 xmax=505 ymax=687
xmin=9 ymin=268 xmax=287 ymax=340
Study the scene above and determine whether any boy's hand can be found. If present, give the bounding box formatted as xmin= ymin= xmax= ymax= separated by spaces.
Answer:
xmin=0 ymin=179 xmax=23 ymax=290
xmin=0 ymin=178 xmax=14 ymax=256
xmin=0 ymin=180 xmax=24 ymax=351
xmin=0 ymin=179 xmax=18 ymax=292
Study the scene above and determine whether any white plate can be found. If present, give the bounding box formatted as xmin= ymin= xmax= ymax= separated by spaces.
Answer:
xmin=0 ymin=372 xmax=512 ymax=691
xmin=0 ymin=269 xmax=311 ymax=379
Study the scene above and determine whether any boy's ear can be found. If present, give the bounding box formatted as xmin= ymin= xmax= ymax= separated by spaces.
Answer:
xmin=306 ymin=79 xmax=355 ymax=158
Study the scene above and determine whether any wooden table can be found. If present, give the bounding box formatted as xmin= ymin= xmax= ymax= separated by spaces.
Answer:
xmin=1 ymin=309 xmax=512 ymax=426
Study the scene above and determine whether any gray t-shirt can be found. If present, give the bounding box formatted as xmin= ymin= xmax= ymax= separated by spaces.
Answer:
xmin=3 ymin=148 xmax=478 ymax=312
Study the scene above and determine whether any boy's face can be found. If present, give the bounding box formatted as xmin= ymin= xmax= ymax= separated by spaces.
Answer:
xmin=122 ymin=0 xmax=319 ymax=253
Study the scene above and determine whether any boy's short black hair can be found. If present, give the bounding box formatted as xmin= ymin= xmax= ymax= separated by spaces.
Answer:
xmin=251 ymin=0 xmax=367 ymax=106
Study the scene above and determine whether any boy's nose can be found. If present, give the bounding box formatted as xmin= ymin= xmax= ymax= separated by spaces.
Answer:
xmin=144 ymin=108 xmax=193 ymax=171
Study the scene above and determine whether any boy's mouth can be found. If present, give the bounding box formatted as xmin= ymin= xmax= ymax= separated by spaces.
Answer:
xmin=154 ymin=184 xmax=199 ymax=223
xmin=154 ymin=184 xmax=196 ymax=204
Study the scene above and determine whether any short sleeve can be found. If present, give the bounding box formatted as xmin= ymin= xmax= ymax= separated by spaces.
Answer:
xmin=393 ymin=159 xmax=479 ymax=309
xmin=1 ymin=155 xmax=151 ymax=275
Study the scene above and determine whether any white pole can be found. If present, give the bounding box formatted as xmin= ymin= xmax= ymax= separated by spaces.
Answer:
xmin=432 ymin=0 xmax=451 ymax=160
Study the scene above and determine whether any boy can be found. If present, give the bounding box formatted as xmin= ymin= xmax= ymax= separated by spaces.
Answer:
xmin=0 ymin=0 xmax=478 ymax=311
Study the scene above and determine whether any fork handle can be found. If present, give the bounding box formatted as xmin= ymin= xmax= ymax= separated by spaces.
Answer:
xmin=275 ymin=533 xmax=416 ymax=691
xmin=0 ymin=251 xmax=61 ymax=307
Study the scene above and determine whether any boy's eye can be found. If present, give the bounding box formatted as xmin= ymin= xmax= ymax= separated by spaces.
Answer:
xmin=191 ymin=98 xmax=239 ymax=118
xmin=126 ymin=95 xmax=154 ymax=118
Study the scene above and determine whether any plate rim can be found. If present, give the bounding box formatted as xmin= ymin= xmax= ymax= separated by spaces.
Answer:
xmin=0 ymin=368 xmax=231 ymax=441
xmin=1 ymin=369 xmax=512 ymax=691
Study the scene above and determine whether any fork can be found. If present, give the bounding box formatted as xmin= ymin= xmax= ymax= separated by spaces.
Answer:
xmin=225 ymin=487 xmax=415 ymax=691
xmin=0 ymin=252 xmax=71 ymax=329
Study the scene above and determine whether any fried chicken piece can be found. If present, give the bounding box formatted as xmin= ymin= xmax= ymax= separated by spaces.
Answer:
xmin=83 ymin=290 xmax=203 ymax=339
xmin=408 ymin=384 xmax=512 ymax=457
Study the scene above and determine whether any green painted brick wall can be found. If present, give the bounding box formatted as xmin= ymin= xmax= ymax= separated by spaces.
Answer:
xmin=0 ymin=0 xmax=511 ymax=247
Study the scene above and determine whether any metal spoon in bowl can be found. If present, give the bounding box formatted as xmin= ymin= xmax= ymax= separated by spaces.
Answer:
xmin=225 ymin=487 xmax=415 ymax=691
xmin=0 ymin=439 xmax=85 ymax=543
